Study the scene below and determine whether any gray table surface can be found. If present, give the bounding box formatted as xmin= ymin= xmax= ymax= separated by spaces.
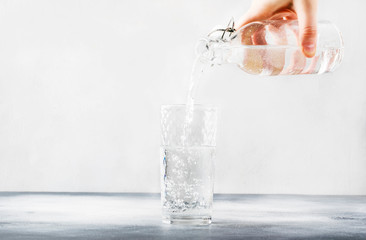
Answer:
xmin=0 ymin=193 xmax=365 ymax=240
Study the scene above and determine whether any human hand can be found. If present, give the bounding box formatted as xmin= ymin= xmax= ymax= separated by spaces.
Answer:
xmin=235 ymin=0 xmax=318 ymax=58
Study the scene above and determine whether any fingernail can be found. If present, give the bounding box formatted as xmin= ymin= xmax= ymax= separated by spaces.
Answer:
xmin=303 ymin=43 xmax=315 ymax=56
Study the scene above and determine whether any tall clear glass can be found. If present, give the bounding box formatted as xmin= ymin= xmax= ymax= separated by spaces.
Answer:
xmin=160 ymin=104 xmax=218 ymax=225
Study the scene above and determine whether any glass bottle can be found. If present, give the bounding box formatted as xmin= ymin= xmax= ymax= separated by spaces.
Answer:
xmin=197 ymin=18 xmax=344 ymax=76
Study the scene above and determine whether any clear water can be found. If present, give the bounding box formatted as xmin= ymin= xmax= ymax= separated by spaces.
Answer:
xmin=186 ymin=56 xmax=208 ymax=107
xmin=161 ymin=146 xmax=215 ymax=222
xmin=181 ymin=55 xmax=209 ymax=145
xmin=211 ymin=45 xmax=343 ymax=76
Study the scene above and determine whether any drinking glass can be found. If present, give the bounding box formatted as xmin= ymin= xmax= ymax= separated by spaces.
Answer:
xmin=160 ymin=104 xmax=218 ymax=225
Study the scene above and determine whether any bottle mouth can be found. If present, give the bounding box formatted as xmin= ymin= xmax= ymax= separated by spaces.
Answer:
xmin=195 ymin=38 xmax=209 ymax=56
xmin=195 ymin=19 xmax=236 ymax=61
xmin=195 ymin=38 xmax=227 ymax=62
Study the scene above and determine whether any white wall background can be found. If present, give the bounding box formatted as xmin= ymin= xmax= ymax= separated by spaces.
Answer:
xmin=0 ymin=0 xmax=365 ymax=194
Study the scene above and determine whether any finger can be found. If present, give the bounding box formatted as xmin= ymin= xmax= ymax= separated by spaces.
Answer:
xmin=293 ymin=0 xmax=318 ymax=58
xmin=269 ymin=9 xmax=297 ymax=20
xmin=235 ymin=10 xmax=272 ymax=30
xmin=235 ymin=1 xmax=276 ymax=30
xmin=235 ymin=0 xmax=292 ymax=29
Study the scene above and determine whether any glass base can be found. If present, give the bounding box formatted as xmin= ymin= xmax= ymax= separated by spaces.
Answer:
xmin=162 ymin=216 xmax=212 ymax=225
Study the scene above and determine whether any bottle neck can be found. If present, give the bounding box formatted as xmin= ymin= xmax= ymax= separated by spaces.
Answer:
xmin=196 ymin=38 xmax=233 ymax=66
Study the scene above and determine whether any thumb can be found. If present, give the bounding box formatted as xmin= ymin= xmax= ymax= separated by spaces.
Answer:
xmin=293 ymin=0 xmax=318 ymax=58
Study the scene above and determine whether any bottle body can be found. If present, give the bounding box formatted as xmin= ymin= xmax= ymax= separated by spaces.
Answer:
xmin=197 ymin=20 xmax=344 ymax=76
